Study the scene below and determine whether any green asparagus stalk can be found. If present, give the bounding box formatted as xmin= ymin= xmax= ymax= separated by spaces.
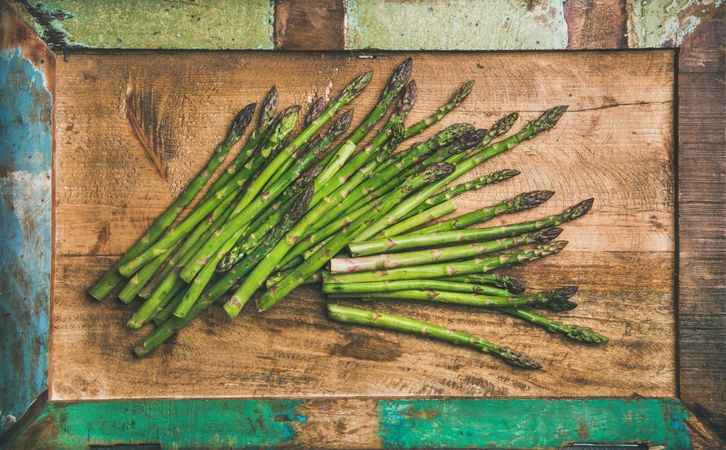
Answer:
xmin=324 ymin=241 xmax=568 ymax=284
xmin=353 ymin=106 xmax=567 ymax=243
xmin=151 ymin=290 xmax=183 ymax=326
xmin=331 ymin=228 xmax=562 ymax=273
xmin=117 ymin=251 xmax=169 ymax=303
xmin=375 ymin=199 xmax=458 ymax=238
xmin=175 ymin=73 xmax=373 ymax=281
xmin=411 ymin=190 xmax=554 ymax=235
xmin=118 ymin=105 xmax=299 ymax=278
xmin=349 ymin=197 xmax=592 ymax=256
xmin=323 ymin=278 xmax=514 ymax=297
xmin=506 ymin=308 xmax=608 ymax=344
xmin=88 ymin=103 xmax=256 ymax=300
xmin=443 ymin=273 xmax=525 ymax=294
xmin=402 ymin=169 xmax=521 ymax=220
xmin=252 ymin=164 xmax=456 ymax=313
xmin=404 ymin=80 xmax=474 ymax=139
xmin=326 ymin=304 xmax=540 ymax=369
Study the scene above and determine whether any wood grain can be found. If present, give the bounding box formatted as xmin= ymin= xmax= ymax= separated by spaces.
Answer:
xmin=50 ymin=51 xmax=675 ymax=401
xmin=564 ymin=0 xmax=628 ymax=49
xmin=677 ymin=8 xmax=726 ymax=440
xmin=274 ymin=0 xmax=344 ymax=50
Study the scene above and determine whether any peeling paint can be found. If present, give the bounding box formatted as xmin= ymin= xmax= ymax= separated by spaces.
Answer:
xmin=18 ymin=0 xmax=275 ymax=50
xmin=0 ymin=47 xmax=52 ymax=434
xmin=628 ymin=0 xmax=724 ymax=47
xmin=378 ymin=398 xmax=692 ymax=448
xmin=345 ymin=0 xmax=569 ymax=50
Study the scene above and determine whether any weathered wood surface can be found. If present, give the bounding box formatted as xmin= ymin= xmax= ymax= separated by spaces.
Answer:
xmin=50 ymin=51 xmax=675 ymax=401
xmin=678 ymin=8 xmax=726 ymax=440
xmin=274 ymin=0 xmax=344 ymax=50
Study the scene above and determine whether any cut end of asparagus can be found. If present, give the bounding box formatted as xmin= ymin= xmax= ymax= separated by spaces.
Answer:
xmin=488 ymin=112 xmax=520 ymax=137
xmin=531 ymin=227 xmax=563 ymax=243
xmin=495 ymin=346 xmax=541 ymax=370
xmin=305 ymin=97 xmax=326 ymax=125
xmin=229 ymin=102 xmax=257 ymax=141
xmin=515 ymin=190 xmax=555 ymax=211
xmin=565 ymin=197 xmax=595 ymax=220
xmin=396 ymin=80 xmax=418 ymax=117
xmin=451 ymin=80 xmax=474 ymax=106
xmin=385 ymin=57 xmax=413 ymax=96
xmin=132 ymin=343 xmax=149 ymax=358
xmin=262 ymin=86 xmax=279 ymax=125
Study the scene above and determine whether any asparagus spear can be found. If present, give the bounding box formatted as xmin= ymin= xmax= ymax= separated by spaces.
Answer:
xmin=375 ymin=199 xmax=458 ymax=238
xmin=404 ymin=80 xmax=474 ymax=139
xmin=118 ymin=105 xmax=300 ymax=278
xmin=349 ymin=197 xmax=592 ymax=256
xmin=252 ymin=164 xmax=456 ymax=313
xmin=401 ymin=169 xmax=520 ymax=220
xmin=353 ymin=106 xmax=567 ymax=243
xmin=88 ymin=103 xmax=256 ymax=300
xmin=334 ymin=286 xmax=577 ymax=312
xmin=326 ymin=304 xmax=540 ymax=369
xmin=331 ymin=228 xmax=562 ymax=273
xmin=410 ymin=190 xmax=554 ymax=235
xmin=506 ymin=308 xmax=608 ymax=344
xmin=323 ymin=278 xmax=514 ymax=297
xmin=443 ymin=273 xmax=526 ymax=294
xmin=324 ymin=241 xmax=568 ymax=284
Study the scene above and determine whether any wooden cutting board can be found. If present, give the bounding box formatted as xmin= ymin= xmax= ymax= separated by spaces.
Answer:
xmin=50 ymin=50 xmax=675 ymax=400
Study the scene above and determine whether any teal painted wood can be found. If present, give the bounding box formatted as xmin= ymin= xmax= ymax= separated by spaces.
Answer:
xmin=378 ymin=398 xmax=692 ymax=449
xmin=0 ymin=45 xmax=52 ymax=434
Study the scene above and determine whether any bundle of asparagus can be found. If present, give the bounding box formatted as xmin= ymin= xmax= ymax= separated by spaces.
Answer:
xmin=89 ymin=58 xmax=607 ymax=368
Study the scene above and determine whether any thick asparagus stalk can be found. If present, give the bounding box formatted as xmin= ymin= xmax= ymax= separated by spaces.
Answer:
xmin=353 ymin=106 xmax=567 ymax=243
xmin=402 ymin=169 xmax=520 ymax=219
xmin=404 ymin=80 xmax=474 ymax=139
xmin=323 ymin=278 xmax=514 ymax=297
xmin=349 ymin=197 xmax=592 ymax=256
xmin=324 ymin=241 xmax=568 ymax=284
xmin=411 ymin=190 xmax=554 ymax=235
xmin=88 ymin=103 xmax=256 ymax=300
xmin=326 ymin=304 xmax=540 ymax=369
xmin=506 ymin=308 xmax=608 ymax=344
xmin=375 ymin=199 xmax=457 ymax=238
xmin=443 ymin=273 xmax=526 ymax=294
xmin=334 ymin=286 xmax=578 ymax=312
xmin=331 ymin=228 xmax=562 ymax=273
xmin=253 ymin=164 xmax=457 ymax=313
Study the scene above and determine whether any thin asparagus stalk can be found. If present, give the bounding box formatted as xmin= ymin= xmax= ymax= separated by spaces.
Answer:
xmin=117 ymin=251 xmax=169 ymax=303
xmin=349 ymin=197 xmax=592 ymax=256
xmin=334 ymin=286 xmax=578 ymax=312
xmin=118 ymin=106 xmax=299 ymax=278
xmin=176 ymin=73 xmax=373 ymax=281
xmin=88 ymin=103 xmax=256 ymax=300
xmin=404 ymin=80 xmax=473 ymax=139
xmin=353 ymin=106 xmax=567 ymax=243
xmin=443 ymin=273 xmax=526 ymax=294
xmin=331 ymin=228 xmax=562 ymax=273
xmin=375 ymin=199 xmax=457 ymax=238
xmin=506 ymin=308 xmax=608 ymax=344
xmin=411 ymin=190 xmax=554 ymax=235
xmin=326 ymin=304 xmax=540 ymax=369
xmin=402 ymin=169 xmax=521 ymax=219
xmin=151 ymin=290 xmax=183 ymax=326
xmin=324 ymin=241 xmax=568 ymax=284
xmin=252 ymin=164 xmax=456 ymax=313
xmin=323 ymin=278 xmax=514 ymax=297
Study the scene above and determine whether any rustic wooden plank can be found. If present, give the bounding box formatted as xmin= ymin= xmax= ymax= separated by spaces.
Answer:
xmin=275 ymin=0 xmax=345 ymax=50
xmin=564 ymin=0 xmax=628 ymax=49
xmin=677 ymin=8 xmax=726 ymax=441
xmin=50 ymin=51 xmax=675 ymax=401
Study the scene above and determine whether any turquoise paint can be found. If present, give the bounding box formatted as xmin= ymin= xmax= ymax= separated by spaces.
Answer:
xmin=6 ymin=399 xmax=303 ymax=449
xmin=0 ymin=48 xmax=52 ymax=433
xmin=378 ymin=399 xmax=692 ymax=448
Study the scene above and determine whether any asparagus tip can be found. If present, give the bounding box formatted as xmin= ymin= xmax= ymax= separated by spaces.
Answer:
xmin=290 ymin=184 xmax=315 ymax=220
xmin=533 ymin=105 xmax=568 ymax=131
xmin=385 ymin=57 xmax=413 ymax=95
xmin=350 ymin=71 xmax=374 ymax=97
xmin=563 ymin=325 xmax=608 ymax=344
xmin=229 ymin=102 xmax=257 ymax=139
xmin=452 ymin=79 xmax=475 ymax=105
xmin=461 ymin=128 xmax=488 ymax=149
xmin=396 ymin=80 xmax=418 ymax=116
xmin=517 ymin=190 xmax=555 ymax=211
xmin=496 ymin=347 xmax=541 ymax=370
xmin=548 ymin=240 xmax=569 ymax=253
xmin=489 ymin=112 xmax=520 ymax=137
xmin=262 ymin=86 xmax=278 ymax=120
xmin=502 ymin=276 xmax=526 ymax=294
xmin=531 ymin=227 xmax=563 ymax=243
xmin=424 ymin=162 xmax=456 ymax=183
xmin=490 ymin=169 xmax=521 ymax=183
xmin=332 ymin=109 xmax=355 ymax=138
xmin=435 ymin=123 xmax=476 ymax=148
xmin=566 ymin=197 xmax=595 ymax=219
xmin=305 ymin=97 xmax=326 ymax=125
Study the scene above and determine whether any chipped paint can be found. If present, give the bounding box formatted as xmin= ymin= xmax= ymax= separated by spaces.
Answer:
xmin=378 ymin=399 xmax=692 ymax=448
xmin=345 ymin=0 xmax=568 ymax=50
xmin=0 ymin=47 xmax=52 ymax=434
xmin=17 ymin=0 xmax=274 ymax=50
xmin=2 ymin=399 xmax=303 ymax=449
xmin=628 ymin=0 xmax=724 ymax=47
